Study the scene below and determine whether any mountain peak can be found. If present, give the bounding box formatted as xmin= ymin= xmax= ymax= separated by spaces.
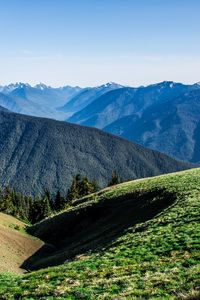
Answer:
xmin=34 ymin=83 xmax=51 ymax=90
xmin=158 ymin=81 xmax=175 ymax=86
xmin=0 ymin=82 xmax=31 ymax=94
xmin=97 ymin=82 xmax=123 ymax=89
xmin=10 ymin=82 xmax=30 ymax=88
xmin=147 ymin=81 xmax=184 ymax=90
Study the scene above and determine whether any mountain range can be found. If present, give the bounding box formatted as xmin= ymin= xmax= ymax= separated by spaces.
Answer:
xmin=68 ymin=81 xmax=193 ymax=127
xmin=105 ymin=88 xmax=200 ymax=163
xmin=0 ymin=109 xmax=192 ymax=195
xmin=0 ymin=81 xmax=200 ymax=163
xmin=59 ymin=82 xmax=123 ymax=115
xmin=0 ymin=83 xmax=81 ymax=120
xmin=0 ymin=82 xmax=122 ymax=120
xmin=67 ymin=81 xmax=200 ymax=163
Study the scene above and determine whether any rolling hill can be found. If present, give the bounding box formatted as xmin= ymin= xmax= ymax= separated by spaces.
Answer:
xmin=0 ymin=168 xmax=199 ymax=299
xmin=0 ymin=110 xmax=193 ymax=195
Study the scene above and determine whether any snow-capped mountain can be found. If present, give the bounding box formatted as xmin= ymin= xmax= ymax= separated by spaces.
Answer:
xmin=0 ymin=82 xmax=123 ymax=120
xmin=0 ymin=83 xmax=82 ymax=120
xmin=0 ymin=82 xmax=31 ymax=94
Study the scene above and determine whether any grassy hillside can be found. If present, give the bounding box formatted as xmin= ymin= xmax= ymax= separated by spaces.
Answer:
xmin=0 ymin=213 xmax=43 ymax=274
xmin=0 ymin=168 xmax=200 ymax=299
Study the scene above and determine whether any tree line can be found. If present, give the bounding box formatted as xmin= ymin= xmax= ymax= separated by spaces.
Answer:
xmin=0 ymin=171 xmax=120 ymax=224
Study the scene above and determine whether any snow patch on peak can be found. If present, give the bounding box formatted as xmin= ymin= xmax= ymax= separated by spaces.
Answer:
xmin=0 ymin=82 xmax=30 ymax=94
xmin=34 ymin=83 xmax=51 ymax=90
xmin=97 ymin=82 xmax=123 ymax=89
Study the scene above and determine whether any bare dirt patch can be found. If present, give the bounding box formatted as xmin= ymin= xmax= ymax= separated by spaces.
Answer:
xmin=0 ymin=213 xmax=43 ymax=274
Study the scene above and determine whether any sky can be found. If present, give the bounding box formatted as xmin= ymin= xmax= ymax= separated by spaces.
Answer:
xmin=0 ymin=0 xmax=200 ymax=87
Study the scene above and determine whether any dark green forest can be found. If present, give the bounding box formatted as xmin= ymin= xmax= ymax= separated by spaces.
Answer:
xmin=0 ymin=172 xmax=120 ymax=224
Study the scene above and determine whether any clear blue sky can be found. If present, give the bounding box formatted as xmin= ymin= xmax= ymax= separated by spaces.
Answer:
xmin=0 ymin=0 xmax=200 ymax=87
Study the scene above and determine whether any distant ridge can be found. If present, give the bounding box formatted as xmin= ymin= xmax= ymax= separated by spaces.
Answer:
xmin=0 ymin=83 xmax=82 ymax=120
xmin=67 ymin=81 xmax=200 ymax=163
xmin=58 ymin=82 xmax=123 ymax=115
xmin=0 ymin=104 xmax=10 ymax=112
xmin=104 ymin=88 xmax=200 ymax=163
xmin=0 ymin=109 xmax=193 ymax=195
xmin=68 ymin=81 xmax=194 ymax=128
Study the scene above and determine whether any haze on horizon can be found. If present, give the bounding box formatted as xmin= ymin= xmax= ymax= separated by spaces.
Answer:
xmin=0 ymin=0 xmax=200 ymax=87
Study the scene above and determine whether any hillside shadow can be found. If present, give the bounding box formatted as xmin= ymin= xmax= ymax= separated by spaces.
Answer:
xmin=21 ymin=188 xmax=176 ymax=271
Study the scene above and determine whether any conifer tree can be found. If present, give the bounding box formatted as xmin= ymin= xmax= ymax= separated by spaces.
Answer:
xmin=55 ymin=190 xmax=65 ymax=211
xmin=108 ymin=170 xmax=121 ymax=186
xmin=67 ymin=174 xmax=81 ymax=201
xmin=91 ymin=179 xmax=99 ymax=193
xmin=67 ymin=174 xmax=99 ymax=201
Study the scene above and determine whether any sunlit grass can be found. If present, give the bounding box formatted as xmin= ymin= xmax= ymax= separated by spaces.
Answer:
xmin=0 ymin=168 xmax=199 ymax=299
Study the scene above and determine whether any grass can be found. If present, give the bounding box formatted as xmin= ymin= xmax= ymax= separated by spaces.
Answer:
xmin=0 ymin=212 xmax=26 ymax=231
xmin=0 ymin=168 xmax=200 ymax=299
